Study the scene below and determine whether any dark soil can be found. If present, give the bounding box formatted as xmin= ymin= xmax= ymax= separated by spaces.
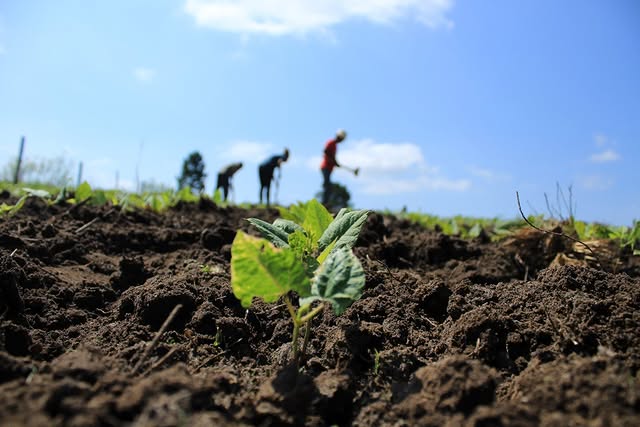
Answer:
xmin=1 ymin=198 xmax=639 ymax=426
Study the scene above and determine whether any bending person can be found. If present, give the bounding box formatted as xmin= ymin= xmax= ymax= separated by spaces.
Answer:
xmin=216 ymin=162 xmax=243 ymax=202
xmin=259 ymin=149 xmax=289 ymax=206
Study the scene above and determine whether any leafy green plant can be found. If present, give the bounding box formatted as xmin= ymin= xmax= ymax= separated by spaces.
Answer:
xmin=200 ymin=264 xmax=223 ymax=275
xmin=606 ymin=220 xmax=640 ymax=255
xmin=0 ymin=194 xmax=26 ymax=217
xmin=231 ymin=199 xmax=370 ymax=361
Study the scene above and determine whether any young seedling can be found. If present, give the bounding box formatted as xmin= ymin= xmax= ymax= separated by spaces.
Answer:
xmin=231 ymin=199 xmax=369 ymax=362
xmin=373 ymin=348 xmax=381 ymax=376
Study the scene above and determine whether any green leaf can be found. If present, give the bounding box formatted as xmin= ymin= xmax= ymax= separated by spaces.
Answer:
xmin=300 ymin=247 xmax=365 ymax=315
xmin=247 ymin=218 xmax=290 ymax=248
xmin=288 ymin=230 xmax=320 ymax=277
xmin=231 ymin=232 xmax=310 ymax=308
xmin=146 ymin=194 xmax=165 ymax=212
xmin=0 ymin=195 xmax=27 ymax=216
xmin=273 ymin=218 xmax=305 ymax=235
xmin=22 ymin=187 xmax=51 ymax=199
xmin=317 ymin=209 xmax=370 ymax=253
xmin=76 ymin=181 xmax=92 ymax=202
xmin=128 ymin=193 xmax=146 ymax=209
xmin=573 ymin=220 xmax=587 ymax=240
xmin=90 ymin=190 xmax=108 ymax=206
xmin=468 ymin=223 xmax=482 ymax=238
xmin=316 ymin=240 xmax=336 ymax=264
xmin=279 ymin=202 xmax=307 ymax=224
xmin=173 ymin=186 xmax=199 ymax=203
xmin=301 ymin=199 xmax=333 ymax=241
xmin=333 ymin=208 xmax=349 ymax=221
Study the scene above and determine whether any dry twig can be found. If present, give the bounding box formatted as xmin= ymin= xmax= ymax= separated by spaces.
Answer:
xmin=75 ymin=208 xmax=115 ymax=234
xmin=132 ymin=304 xmax=182 ymax=373
xmin=516 ymin=191 xmax=603 ymax=269
xmin=141 ymin=346 xmax=180 ymax=376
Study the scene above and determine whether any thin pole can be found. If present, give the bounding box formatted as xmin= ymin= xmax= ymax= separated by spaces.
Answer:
xmin=13 ymin=136 xmax=25 ymax=184
xmin=76 ymin=162 xmax=84 ymax=187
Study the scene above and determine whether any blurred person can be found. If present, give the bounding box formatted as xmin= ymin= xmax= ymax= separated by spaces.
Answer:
xmin=259 ymin=148 xmax=289 ymax=206
xmin=320 ymin=129 xmax=347 ymax=205
xmin=216 ymin=162 xmax=243 ymax=202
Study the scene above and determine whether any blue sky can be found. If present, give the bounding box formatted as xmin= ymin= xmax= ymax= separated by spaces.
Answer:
xmin=0 ymin=0 xmax=638 ymax=225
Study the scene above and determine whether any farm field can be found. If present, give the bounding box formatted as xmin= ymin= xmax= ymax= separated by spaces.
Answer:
xmin=1 ymin=196 xmax=639 ymax=426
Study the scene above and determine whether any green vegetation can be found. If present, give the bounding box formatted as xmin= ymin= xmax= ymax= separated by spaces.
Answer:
xmin=0 ymin=181 xmax=216 ymax=217
xmin=395 ymin=209 xmax=640 ymax=255
xmin=573 ymin=219 xmax=640 ymax=255
xmin=2 ymin=179 xmax=637 ymax=255
xmin=231 ymin=199 xmax=370 ymax=362
xmin=396 ymin=211 xmax=525 ymax=240
xmin=1 ymin=155 xmax=73 ymax=187
xmin=199 ymin=264 xmax=223 ymax=275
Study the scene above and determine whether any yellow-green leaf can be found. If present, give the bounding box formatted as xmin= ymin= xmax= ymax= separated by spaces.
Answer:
xmin=76 ymin=181 xmax=92 ymax=202
xmin=231 ymin=232 xmax=310 ymax=308
xmin=302 ymin=199 xmax=333 ymax=242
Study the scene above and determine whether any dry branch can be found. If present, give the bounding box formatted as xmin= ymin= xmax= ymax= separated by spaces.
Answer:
xmin=132 ymin=304 xmax=183 ymax=374
xmin=516 ymin=191 xmax=603 ymax=269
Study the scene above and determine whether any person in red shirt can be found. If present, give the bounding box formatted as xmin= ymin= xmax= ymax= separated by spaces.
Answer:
xmin=320 ymin=129 xmax=346 ymax=205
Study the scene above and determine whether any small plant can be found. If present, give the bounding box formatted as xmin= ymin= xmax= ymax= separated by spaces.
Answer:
xmin=200 ymin=264 xmax=223 ymax=275
xmin=0 ymin=194 xmax=26 ymax=217
xmin=230 ymin=199 xmax=370 ymax=362
xmin=607 ymin=220 xmax=640 ymax=255
xmin=373 ymin=348 xmax=381 ymax=376
xmin=213 ymin=326 xmax=222 ymax=347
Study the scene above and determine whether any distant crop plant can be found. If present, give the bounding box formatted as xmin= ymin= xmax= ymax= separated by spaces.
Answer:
xmin=177 ymin=151 xmax=207 ymax=193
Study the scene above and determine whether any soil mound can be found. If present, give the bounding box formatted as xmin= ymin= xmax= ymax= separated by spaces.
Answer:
xmin=1 ymin=202 xmax=638 ymax=426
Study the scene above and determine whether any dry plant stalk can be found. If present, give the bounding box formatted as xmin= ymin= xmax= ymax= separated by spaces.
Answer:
xmin=516 ymin=191 xmax=603 ymax=270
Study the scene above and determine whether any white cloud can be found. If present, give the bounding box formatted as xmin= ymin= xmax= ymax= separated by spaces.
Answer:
xmin=306 ymin=138 xmax=470 ymax=195
xmin=589 ymin=132 xmax=620 ymax=163
xmin=184 ymin=0 xmax=454 ymax=36
xmin=361 ymin=175 xmax=470 ymax=194
xmin=221 ymin=140 xmax=275 ymax=164
xmin=590 ymin=149 xmax=620 ymax=163
xmin=133 ymin=67 xmax=156 ymax=83
xmin=341 ymin=139 xmax=427 ymax=173
xmin=578 ymin=174 xmax=614 ymax=191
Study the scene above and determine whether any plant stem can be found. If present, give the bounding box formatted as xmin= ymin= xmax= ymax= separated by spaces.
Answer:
xmin=285 ymin=298 xmax=325 ymax=364
xmin=299 ymin=303 xmax=324 ymax=324
xmin=284 ymin=295 xmax=297 ymax=319
xmin=301 ymin=320 xmax=311 ymax=358
xmin=299 ymin=303 xmax=324 ymax=362
xmin=284 ymin=295 xmax=301 ymax=360
xmin=291 ymin=318 xmax=300 ymax=361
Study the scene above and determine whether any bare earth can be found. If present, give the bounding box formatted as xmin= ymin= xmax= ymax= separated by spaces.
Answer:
xmin=1 ymin=197 xmax=639 ymax=426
